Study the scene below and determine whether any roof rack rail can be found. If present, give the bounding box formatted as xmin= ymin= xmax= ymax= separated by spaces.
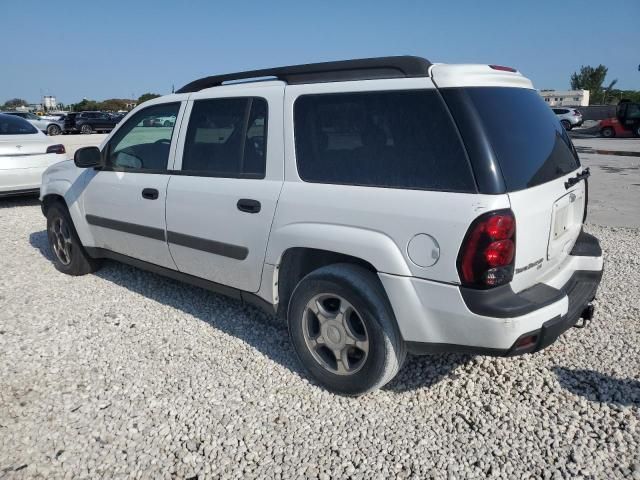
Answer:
xmin=176 ymin=56 xmax=431 ymax=93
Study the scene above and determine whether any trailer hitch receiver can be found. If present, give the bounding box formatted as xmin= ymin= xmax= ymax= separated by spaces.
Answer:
xmin=574 ymin=304 xmax=595 ymax=329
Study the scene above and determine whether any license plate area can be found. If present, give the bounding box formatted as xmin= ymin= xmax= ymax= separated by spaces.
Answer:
xmin=548 ymin=189 xmax=584 ymax=260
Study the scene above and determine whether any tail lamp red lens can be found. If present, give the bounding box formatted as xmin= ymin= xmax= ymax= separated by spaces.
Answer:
xmin=457 ymin=210 xmax=516 ymax=288
xmin=46 ymin=144 xmax=66 ymax=154
xmin=484 ymin=239 xmax=515 ymax=267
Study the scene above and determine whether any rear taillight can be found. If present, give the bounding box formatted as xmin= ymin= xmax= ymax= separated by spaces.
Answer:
xmin=457 ymin=210 xmax=516 ymax=289
xmin=46 ymin=144 xmax=66 ymax=154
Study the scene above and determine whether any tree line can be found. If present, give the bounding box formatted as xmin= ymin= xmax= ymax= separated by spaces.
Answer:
xmin=570 ymin=65 xmax=639 ymax=105
xmin=3 ymin=67 xmax=638 ymax=111
xmin=0 ymin=93 xmax=161 ymax=112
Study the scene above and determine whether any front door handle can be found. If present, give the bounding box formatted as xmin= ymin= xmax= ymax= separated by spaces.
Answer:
xmin=237 ymin=198 xmax=261 ymax=213
xmin=142 ymin=188 xmax=159 ymax=200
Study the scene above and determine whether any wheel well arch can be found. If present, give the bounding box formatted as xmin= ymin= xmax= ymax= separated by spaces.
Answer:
xmin=275 ymin=247 xmax=378 ymax=319
xmin=41 ymin=193 xmax=67 ymax=215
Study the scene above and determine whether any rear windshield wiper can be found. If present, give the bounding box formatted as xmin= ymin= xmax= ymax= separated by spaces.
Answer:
xmin=565 ymin=168 xmax=590 ymax=189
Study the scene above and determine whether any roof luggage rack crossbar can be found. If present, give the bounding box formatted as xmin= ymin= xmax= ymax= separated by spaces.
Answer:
xmin=176 ymin=56 xmax=431 ymax=93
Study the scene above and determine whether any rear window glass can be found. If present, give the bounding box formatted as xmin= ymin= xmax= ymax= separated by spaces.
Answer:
xmin=0 ymin=114 xmax=38 ymax=135
xmin=464 ymin=87 xmax=579 ymax=191
xmin=294 ymin=90 xmax=475 ymax=192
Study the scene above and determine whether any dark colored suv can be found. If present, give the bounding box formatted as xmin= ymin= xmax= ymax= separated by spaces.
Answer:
xmin=64 ymin=112 xmax=118 ymax=134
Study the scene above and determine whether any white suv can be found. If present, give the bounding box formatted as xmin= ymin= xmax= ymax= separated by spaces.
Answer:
xmin=40 ymin=57 xmax=603 ymax=395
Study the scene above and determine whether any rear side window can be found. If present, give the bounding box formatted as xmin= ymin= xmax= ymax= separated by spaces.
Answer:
xmin=294 ymin=90 xmax=475 ymax=192
xmin=0 ymin=115 xmax=38 ymax=135
xmin=460 ymin=87 xmax=580 ymax=191
xmin=181 ymin=97 xmax=267 ymax=178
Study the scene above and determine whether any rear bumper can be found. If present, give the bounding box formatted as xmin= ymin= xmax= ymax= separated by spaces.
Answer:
xmin=380 ymin=229 xmax=603 ymax=355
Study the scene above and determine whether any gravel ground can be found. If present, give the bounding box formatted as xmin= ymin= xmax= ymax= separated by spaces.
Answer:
xmin=0 ymin=198 xmax=638 ymax=480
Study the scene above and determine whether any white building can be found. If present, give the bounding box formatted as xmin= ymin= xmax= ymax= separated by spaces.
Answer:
xmin=42 ymin=95 xmax=57 ymax=110
xmin=539 ymin=90 xmax=589 ymax=107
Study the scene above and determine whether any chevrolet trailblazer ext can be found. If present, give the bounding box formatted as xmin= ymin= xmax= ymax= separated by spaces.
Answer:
xmin=40 ymin=57 xmax=603 ymax=395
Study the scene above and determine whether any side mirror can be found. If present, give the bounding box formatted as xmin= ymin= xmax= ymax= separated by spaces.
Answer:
xmin=74 ymin=146 xmax=102 ymax=168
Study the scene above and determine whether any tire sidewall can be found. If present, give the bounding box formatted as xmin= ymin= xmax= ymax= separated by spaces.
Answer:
xmin=288 ymin=267 xmax=401 ymax=395
xmin=46 ymin=203 xmax=90 ymax=274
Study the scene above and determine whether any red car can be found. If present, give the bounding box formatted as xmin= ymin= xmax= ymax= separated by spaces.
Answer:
xmin=599 ymin=101 xmax=640 ymax=138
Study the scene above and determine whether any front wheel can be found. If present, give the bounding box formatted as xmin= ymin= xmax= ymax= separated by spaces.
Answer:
xmin=561 ymin=119 xmax=572 ymax=130
xmin=634 ymin=125 xmax=640 ymax=138
xmin=80 ymin=124 xmax=93 ymax=134
xmin=601 ymin=127 xmax=615 ymax=138
xmin=46 ymin=203 xmax=102 ymax=275
xmin=288 ymin=264 xmax=406 ymax=396
xmin=47 ymin=124 xmax=61 ymax=136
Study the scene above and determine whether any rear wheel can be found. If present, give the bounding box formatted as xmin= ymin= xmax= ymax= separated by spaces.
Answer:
xmin=288 ymin=264 xmax=406 ymax=396
xmin=80 ymin=124 xmax=93 ymax=134
xmin=47 ymin=124 xmax=61 ymax=136
xmin=601 ymin=127 xmax=615 ymax=138
xmin=560 ymin=119 xmax=572 ymax=130
xmin=46 ymin=203 xmax=102 ymax=275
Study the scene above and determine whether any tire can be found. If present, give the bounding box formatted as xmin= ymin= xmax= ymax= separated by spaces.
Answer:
xmin=80 ymin=124 xmax=93 ymax=134
xmin=560 ymin=119 xmax=572 ymax=130
xmin=163 ymin=120 xmax=171 ymax=127
xmin=288 ymin=263 xmax=406 ymax=396
xmin=46 ymin=202 xmax=102 ymax=276
xmin=47 ymin=124 xmax=61 ymax=136
xmin=601 ymin=127 xmax=615 ymax=138
xmin=634 ymin=125 xmax=640 ymax=138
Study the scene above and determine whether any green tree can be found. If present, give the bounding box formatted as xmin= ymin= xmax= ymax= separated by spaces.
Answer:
xmin=570 ymin=65 xmax=618 ymax=104
xmin=70 ymin=99 xmax=100 ymax=112
xmin=606 ymin=89 xmax=640 ymax=104
xmin=137 ymin=93 xmax=161 ymax=104
xmin=97 ymin=98 xmax=129 ymax=111
xmin=2 ymin=98 xmax=29 ymax=110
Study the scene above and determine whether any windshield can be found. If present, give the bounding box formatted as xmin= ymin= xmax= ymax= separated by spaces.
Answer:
xmin=0 ymin=114 xmax=38 ymax=135
xmin=462 ymin=87 xmax=580 ymax=191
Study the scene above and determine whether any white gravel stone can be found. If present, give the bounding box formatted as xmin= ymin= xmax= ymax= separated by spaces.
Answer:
xmin=0 ymin=197 xmax=638 ymax=479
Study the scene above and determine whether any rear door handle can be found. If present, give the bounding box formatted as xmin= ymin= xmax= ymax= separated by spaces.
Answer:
xmin=142 ymin=188 xmax=159 ymax=200
xmin=237 ymin=198 xmax=261 ymax=213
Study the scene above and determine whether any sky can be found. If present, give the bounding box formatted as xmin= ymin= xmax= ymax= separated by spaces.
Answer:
xmin=2 ymin=0 xmax=639 ymax=105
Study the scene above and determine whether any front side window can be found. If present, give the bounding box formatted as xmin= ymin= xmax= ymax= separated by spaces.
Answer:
xmin=181 ymin=97 xmax=267 ymax=178
xmin=294 ymin=90 xmax=475 ymax=192
xmin=106 ymin=103 xmax=180 ymax=171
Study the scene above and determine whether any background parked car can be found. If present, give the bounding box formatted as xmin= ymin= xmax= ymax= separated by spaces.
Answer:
xmin=552 ymin=107 xmax=583 ymax=130
xmin=0 ymin=113 xmax=67 ymax=197
xmin=154 ymin=114 xmax=176 ymax=127
xmin=64 ymin=111 xmax=118 ymax=134
xmin=599 ymin=101 xmax=640 ymax=138
xmin=1 ymin=111 xmax=65 ymax=136
xmin=108 ymin=113 xmax=126 ymax=123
